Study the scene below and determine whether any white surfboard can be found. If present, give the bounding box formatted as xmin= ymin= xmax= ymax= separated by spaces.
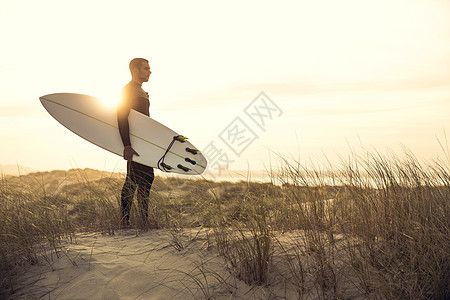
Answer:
xmin=40 ymin=93 xmax=207 ymax=175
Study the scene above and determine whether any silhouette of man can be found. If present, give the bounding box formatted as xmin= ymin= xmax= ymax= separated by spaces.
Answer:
xmin=117 ymin=58 xmax=154 ymax=228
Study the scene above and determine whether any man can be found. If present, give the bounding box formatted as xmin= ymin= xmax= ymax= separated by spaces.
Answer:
xmin=117 ymin=58 xmax=154 ymax=228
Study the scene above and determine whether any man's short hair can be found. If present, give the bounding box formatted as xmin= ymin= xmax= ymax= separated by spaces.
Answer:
xmin=129 ymin=58 xmax=149 ymax=72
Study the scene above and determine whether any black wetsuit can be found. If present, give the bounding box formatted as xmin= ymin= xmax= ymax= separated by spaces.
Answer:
xmin=117 ymin=81 xmax=155 ymax=224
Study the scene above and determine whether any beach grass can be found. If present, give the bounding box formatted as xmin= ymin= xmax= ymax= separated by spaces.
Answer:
xmin=1 ymin=148 xmax=449 ymax=299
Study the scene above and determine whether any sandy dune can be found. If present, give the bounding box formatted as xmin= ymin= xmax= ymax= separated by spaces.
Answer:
xmin=12 ymin=229 xmax=275 ymax=300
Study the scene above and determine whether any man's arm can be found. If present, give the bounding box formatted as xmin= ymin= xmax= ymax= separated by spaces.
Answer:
xmin=117 ymin=94 xmax=139 ymax=161
xmin=117 ymin=101 xmax=131 ymax=147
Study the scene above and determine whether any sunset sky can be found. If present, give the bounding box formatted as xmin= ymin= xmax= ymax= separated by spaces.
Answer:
xmin=1 ymin=0 xmax=449 ymax=177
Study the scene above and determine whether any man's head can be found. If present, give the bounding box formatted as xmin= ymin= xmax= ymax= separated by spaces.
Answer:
xmin=129 ymin=58 xmax=151 ymax=84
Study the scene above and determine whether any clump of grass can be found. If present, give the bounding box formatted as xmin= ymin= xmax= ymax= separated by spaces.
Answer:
xmin=62 ymin=177 xmax=121 ymax=233
xmin=204 ymin=147 xmax=448 ymax=298
xmin=0 ymin=168 xmax=129 ymax=296
xmin=211 ymin=185 xmax=273 ymax=285
xmin=333 ymin=149 xmax=450 ymax=299
xmin=272 ymin=148 xmax=450 ymax=299
xmin=0 ymin=173 xmax=76 ymax=296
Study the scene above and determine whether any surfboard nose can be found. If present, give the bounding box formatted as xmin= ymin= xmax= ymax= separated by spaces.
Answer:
xmin=40 ymin=93 xmax=68 ymax=105
xmin=40 ymin=93 xmax=53 ymax=103
xmin=40 ymin=93 xmax=62 ymax=100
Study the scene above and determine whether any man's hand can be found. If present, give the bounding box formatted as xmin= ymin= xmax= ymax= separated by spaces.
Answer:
xmin=123 ymin=145 xmax=139 ymax=161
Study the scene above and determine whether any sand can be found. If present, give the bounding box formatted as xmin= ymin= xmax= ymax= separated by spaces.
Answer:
xmin=11 ymin=229 xmax=365 ymax=300
xmin=11 ymin=229 xmax=272 ymax=300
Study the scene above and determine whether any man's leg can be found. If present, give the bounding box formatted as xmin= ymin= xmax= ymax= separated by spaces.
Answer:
xmin=137 ymin=186 xmax=150 ymax=225
xmin=134 ymin=163 xmax=154 ymax=228
xmin=120 ymin=162 xmax=136 ymax=226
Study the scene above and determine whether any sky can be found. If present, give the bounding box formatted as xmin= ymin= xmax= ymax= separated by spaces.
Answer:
xmin=1 ymin=0 xmax=449 ymax=178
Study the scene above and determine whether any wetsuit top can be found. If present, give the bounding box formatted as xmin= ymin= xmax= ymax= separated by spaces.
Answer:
xmin=117 ymin=81 xmax=150 ymax=147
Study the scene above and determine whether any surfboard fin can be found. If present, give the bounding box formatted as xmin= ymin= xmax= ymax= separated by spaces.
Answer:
xmin=185 ymin=158 xmax=197 ymax=165
xmin=160 ymin=163 xmax=173 ymax=171
xmin=174 ymin=135 xmax=188 ymax=143
xmin=177 ymin=164 xmax=191 ymax=172
xmin=186 ymin=147 xmax=200 ymax=155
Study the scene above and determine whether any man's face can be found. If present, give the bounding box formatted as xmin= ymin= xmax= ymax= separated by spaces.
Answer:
xmin=138 ymin=62 xmax=151 ymax=82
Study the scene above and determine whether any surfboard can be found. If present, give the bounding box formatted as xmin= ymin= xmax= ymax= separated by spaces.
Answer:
xmin=39 ymin=93 xmax=207 ymax=175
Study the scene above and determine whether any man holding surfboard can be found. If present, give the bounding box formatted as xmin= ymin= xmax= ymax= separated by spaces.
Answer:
xmin=117 ymin=58 xmax=154 ymax=228
xmin=40 ymin=57 xmax=206 ymax=228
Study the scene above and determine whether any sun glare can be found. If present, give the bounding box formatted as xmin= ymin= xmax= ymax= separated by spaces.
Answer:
xmin=96 ymin=92 xmax=120 ymax=109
